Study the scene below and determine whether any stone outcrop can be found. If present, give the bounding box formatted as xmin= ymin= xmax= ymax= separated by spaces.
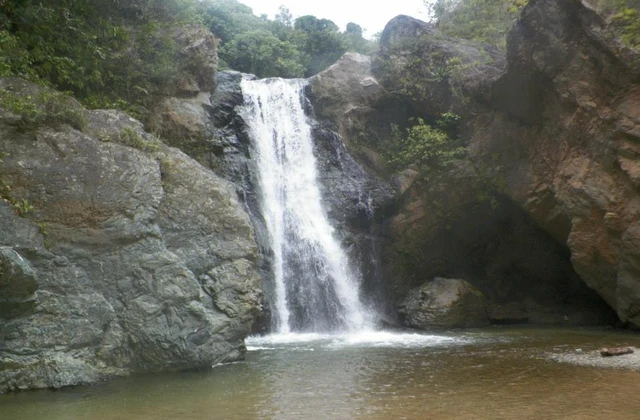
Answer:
xmin=309 ymin=53 xmax=385 ymax=136
xmin=0 ymin=79 xmax=261 ymax=392
xmin=146 ymin=25 xmax=219 ymax=162
xmin=479 ymin=0 xmax=640 ymax=326
xmin=399 ymin=277 xmax=489 ymax=329
xmin=310 ymin=0 xmax=639 ymax=328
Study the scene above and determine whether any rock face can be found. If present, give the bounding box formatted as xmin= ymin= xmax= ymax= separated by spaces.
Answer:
xmin=399 ymin=278 xmax=489 ymax=329
xmin=0 ymin=79 xmax=261 ymax=392
xmin=202 ymin=70 xmax=397 ymax=328
xmin=146 ymin=25 xmax=219 ymax=161
xmin=309 ymin=53 xmax=385 ymax=136
xmin=479 ymin=0 xmax=640 ymax=326
xmin=310 ymin=1 xmax=638 ymax=328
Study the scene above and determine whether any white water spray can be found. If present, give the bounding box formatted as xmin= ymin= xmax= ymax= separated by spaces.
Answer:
xmin=241 ymin=78 xmax=371 ymax=333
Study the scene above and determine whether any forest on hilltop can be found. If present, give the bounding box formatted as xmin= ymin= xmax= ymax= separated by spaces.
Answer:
xmin=1 ymin=0 xmax=637 ymax=121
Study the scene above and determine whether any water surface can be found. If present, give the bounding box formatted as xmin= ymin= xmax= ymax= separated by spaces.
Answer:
xmin=3 ymin=327 xmax=640 ymax=419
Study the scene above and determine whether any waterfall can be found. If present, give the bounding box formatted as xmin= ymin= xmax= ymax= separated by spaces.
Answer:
xmin=240 ymin=78 xmax=371 ymax=333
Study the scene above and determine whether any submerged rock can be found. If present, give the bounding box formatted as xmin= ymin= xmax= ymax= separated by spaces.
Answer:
xmin=549 ymin=347 xmax=640 ymax=370
xmin=399 ymin=277 xmax=489 ymax=329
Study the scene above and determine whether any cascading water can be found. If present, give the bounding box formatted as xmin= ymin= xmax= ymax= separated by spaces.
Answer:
xmin=240 ymin=78 xmax=371 ymax=333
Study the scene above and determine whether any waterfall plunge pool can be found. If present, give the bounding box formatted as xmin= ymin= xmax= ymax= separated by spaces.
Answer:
xmin=3 ymin=326 xmax=640 ymax=419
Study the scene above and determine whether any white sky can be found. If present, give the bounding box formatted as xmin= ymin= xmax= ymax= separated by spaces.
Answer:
xmin=238 ymin=0 xmax=432 ymax=38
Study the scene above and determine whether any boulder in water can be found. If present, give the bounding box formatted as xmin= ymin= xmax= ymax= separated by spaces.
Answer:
xmin=399 ymin=277 xmax=489 ymax=329
xmin=600 ymin=347 xmax=635 ymax=357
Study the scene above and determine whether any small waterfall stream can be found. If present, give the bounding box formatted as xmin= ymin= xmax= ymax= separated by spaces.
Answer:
xmin=240 ymin=78 xmax=371 ymax=333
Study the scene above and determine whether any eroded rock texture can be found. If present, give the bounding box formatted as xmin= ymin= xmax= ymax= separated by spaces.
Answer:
xmin=399 ymin=277 xmax=489 ymax=329
xmin=310 ymin=0 xmax=638 ymax=328
xmin=480 ymin=0 xmax=640 ymax=326
xmin=0 ymin=79 xmax=260 ymax=392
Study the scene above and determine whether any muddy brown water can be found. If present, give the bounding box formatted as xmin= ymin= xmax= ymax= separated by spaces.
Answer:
xmin=2 ymin=327 xmax=640 ymax=419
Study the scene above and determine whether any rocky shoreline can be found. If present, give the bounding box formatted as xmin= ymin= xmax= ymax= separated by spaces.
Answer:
xmin=548 ymin=347 xmax=640 ymax=370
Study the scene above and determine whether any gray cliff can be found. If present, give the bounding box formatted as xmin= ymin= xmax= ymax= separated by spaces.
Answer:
xmin=0 ymin=79 xmax=261 ymax=392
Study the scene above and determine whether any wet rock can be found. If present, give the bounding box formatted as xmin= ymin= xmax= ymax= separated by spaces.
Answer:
xmin=399 ymin=277 xmax=489 ymax=329
xmin=0 ymin=247 xmax=38 ymax=318
xmin=600 ymin=347 xmax=634 ymax=357
xmin=210 ymin=71 xmax=253 ymax=128
xmin=549 ymin=347 xmax=640 ymax=371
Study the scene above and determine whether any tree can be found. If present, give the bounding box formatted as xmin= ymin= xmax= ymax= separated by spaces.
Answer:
xmin=0 ymin=0 xmax=203 ymax=117
xmin=294 ymin=15 xmax=346 ymax=76
xmin=344 ymin=22 xmax=375 ymax=54
xmin=202 ymin=0 xmax=263 ymax=43
xmin=220 ymin=30 xmax=304 ymax=78
xmin=275 ymin=6 xmax=293 ymax=27
xmin=388 ymin=115 xmax=466 ymax=172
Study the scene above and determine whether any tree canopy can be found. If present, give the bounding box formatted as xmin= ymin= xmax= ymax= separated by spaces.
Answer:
xmin=206 ymin=1 xmax=375 ymax=78
xmin=0 ymin=0 xmax=375 ymax=118
xmin=0 ymin=0 xmax=203 ymax=116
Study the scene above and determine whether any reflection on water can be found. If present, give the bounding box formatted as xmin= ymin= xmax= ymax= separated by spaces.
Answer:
xmin=2 ymin=327 xmax=640 ymax=419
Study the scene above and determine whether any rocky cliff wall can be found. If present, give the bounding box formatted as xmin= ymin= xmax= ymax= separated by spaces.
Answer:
xmin=310 ymin=0 xmax=638 ymax=327
xmin=485 ymin=0 xmax=640 ymax=327
xmin=0 ymin=79 xmax=261 ymax=392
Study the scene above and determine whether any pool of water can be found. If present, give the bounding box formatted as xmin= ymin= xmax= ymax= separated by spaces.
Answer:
xmin=2 ymin=327 xmax=640 ymax=419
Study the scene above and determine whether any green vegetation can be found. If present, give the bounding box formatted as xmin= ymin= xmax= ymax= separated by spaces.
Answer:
xmin=114 ymin=127 xmax=160 ymax=152
xmin=220 ymin=29 xmax=305 ymax=78
xmin=590 ymin=0 xmax=640 ymax=47
xmin=0 ymin=0 xmax=204 ymax=119
xmin=427 ymin=0 xmax=528 ymax=48
xmin=387 ymin=113 xmax=466 ymax=173
xmin=0 ymin=88 xmax=85 ymax=131
xmin=208 ymin=2 xmax=375 ymax=77
xmin=428 ymin=0 xmax=640 ymax=49
xmin=0 ymin=0 xmax=374 ymax=121
xmin=394 ymin=45 xmax=466 ymax=99
xmin=38 ymin=222 xmax=51 ymax=249
xmin=0 ymin=152 xmax=33 ymax=217
xmin=615 ymin=7 xmax=640 ymax=46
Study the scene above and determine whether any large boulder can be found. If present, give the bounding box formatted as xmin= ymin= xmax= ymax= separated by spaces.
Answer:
xmin=372 ymin=15 xmax=506 ymax=116
xmin=308 ymin=53 xmax=385 ymax=136
xmin=399 ymin=277 xmax=489 ymax=329
xmin=146 ymin=25 xmax=218 ymax=162
xmin=0 ymin=79 xmax=261 ymax=392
